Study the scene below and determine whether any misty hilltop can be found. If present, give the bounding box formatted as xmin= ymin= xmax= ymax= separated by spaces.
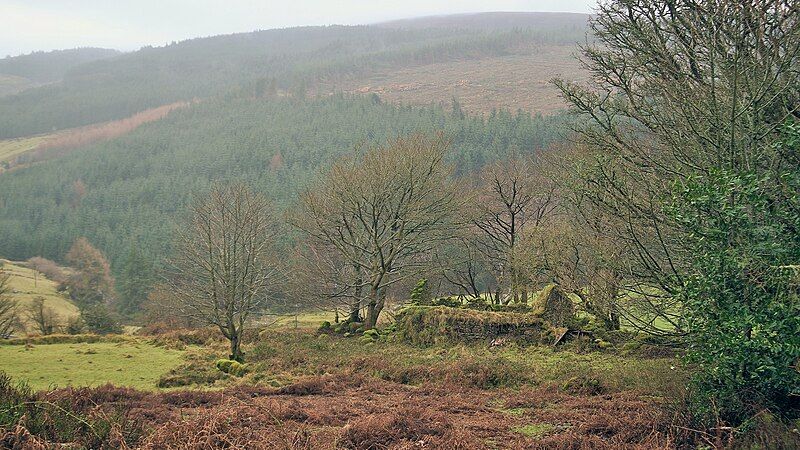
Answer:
xmin=0 ymin=12 xmax=590 ymax=139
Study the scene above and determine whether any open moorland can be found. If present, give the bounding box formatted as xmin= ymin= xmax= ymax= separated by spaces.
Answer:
xmin=1 ymin=321 xmax=692 ymax=449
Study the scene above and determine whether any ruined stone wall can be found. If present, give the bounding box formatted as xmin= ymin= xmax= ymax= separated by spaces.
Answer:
xmin=395 ymin=306 xmax=555 ymax=346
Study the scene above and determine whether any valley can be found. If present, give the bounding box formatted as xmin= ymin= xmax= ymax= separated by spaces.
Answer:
xmin=0 ymin=5 xmax=797 ymax=449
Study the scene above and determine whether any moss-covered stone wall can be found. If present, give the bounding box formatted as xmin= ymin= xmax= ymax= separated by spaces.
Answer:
xmin=394 ymin=306 xmax=556 ymax=346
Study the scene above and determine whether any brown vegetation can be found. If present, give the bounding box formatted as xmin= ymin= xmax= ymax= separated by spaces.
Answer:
xmin=1 ymin=101 xmax=191 ymax=170
xmin=327 ymin=45 xmax=587 ymax=116
xmin=2 ymin=377 xmax=682 ymax=449
xmin=63 ymin=237 xmax=116 ymax=308
xmin=25 ymin=257 xmax=67 ymax=284
xmin=31 ymin=102 xmax=192 ymax=159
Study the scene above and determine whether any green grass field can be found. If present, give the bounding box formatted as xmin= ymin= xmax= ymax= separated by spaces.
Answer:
xmin=0 ymin=341 xmax=184 ymax=390
xmin=268 ymin=310 xmax=336 ymax=330
xmin=1 ymin=259 xmax=80 ymax=332
xmin=0 ymin=136 xmax=47 ymax=164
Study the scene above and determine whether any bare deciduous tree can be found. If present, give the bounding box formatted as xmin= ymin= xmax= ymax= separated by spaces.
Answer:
xmin=434 ymin=235 xmax=489 ymax=301
xmin=473 ymin=155 xmax=558 ymax=304
xmin=287 ymin=241 xmax=363 ymax=323
xmin=167 ymin=183 xmax=280 ymax=362
xmin=26 ymin=296 xmax=60 ymax=336
xmin=296 ymin=134 xmax=465 ymax=328
xmin=553 ymin=0 xmax=799 ymax=335
xmin=0 ymin=269 xmax=19 ymax=337
xmin=521 ymin=206 xmax=626 ymax=330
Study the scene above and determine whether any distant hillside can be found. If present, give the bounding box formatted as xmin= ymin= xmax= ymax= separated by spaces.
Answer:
xmin=329 ymin=44 xmax=586 ymax=116
xmin=378 ymin=11 xmax=591 ymax=30
xmin=0 ymin=74 xmax=36 ymax=97
xmin=0 ymin=12 xmax=589 ymax=139
xmin=0 ymin=94 xmax=571 ymax=268
xmin=0 ymin=48 xmax=120 ymax=83
xmin=0 ymin=12 xmax=587 ymax=306
xmin=362 ymin=12 xmax=590 ymax=114
xmin=0 ymin=101 xmax=192 ymax=171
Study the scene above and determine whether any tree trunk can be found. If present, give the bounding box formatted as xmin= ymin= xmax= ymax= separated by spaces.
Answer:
xmin=607 ymin=310 xmax=620 ymax=331
xmin=348 ymin=292 xmax=361 ymax=323
xmin=229 ymin=333 xmax=243 ymax=362
xmin=603 ymin=273 xmax=621 ymax=330
xmin=350 ymin=266 xmax=363 ymax=322
xmin=365 ymin=288 xmax=385 ymax=329
xmin=348 ymin=305 xmax=361 ymax=323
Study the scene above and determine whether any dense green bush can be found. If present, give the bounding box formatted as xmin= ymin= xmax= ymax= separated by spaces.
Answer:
xmin=80 ymin=304 xmax=122 ymax=335
xmin=670 ymin=122 xmax=800 ymax=423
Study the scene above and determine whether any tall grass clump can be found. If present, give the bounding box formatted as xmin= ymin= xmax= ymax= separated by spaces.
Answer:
xmin=0 ymin=372 xmax=143 ymax=448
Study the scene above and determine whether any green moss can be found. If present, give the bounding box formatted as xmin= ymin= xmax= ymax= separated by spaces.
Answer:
xmin=215 ymin=359 xmax=233 ymax=372
xmin=229 ymin=361 xmax=249 ymax=377
xmin=562 ymin=375 xmax=604 ymax=395
xmin=512 ymin=423 xmax=555 ymax=438
xmin=620 ymin=341 xmax=642 ymax=354
xmin=530 ymin=284 xmax=575 ymax=326
xmin=363 ymin=329 xmax=380 ymax=338
xmin=394 ymin=306 xmax=554 ymax=346
xmin=531 ymin=284 xmax=556 ymax=316
xmin=596 ymin=339 xmax=613 ymax=349
xmin=215 ymin=359 xmax=249 ymax=377
xmin=500 ymin=407 xmax=527 ymax=416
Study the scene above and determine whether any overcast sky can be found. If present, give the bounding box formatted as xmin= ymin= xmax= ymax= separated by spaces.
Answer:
xmin=1 ymin=0 xmax=596 ymax=57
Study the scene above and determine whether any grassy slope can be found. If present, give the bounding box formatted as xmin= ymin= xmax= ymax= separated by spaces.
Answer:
xmin=1 ymin=260 xmax=79 ymax=332
xmin=0 ymin=136 xmax=47 ymax=165
xmin=0 ymin=341 xmax=184 ymax=390
xmin=268 ymin=311 xmax=336 ymax=330
xmin=245 ymin=330 xmax=685 ymax=396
